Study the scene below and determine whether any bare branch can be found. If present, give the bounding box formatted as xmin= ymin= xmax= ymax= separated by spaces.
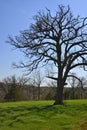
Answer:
xmin=68 ymin=74 xmax=83 ymax=88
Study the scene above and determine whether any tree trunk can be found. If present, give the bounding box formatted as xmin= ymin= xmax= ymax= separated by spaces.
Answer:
xmin=54 ymin=44 xmax=64 ymax=105
xmin=37 ymin=86 xmax=40 ymax=100
xmin=54 ymin=79 xmax=64 ymax=105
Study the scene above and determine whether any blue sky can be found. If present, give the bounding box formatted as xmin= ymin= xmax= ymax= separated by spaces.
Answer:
xmin=0 ymin=0 xmax=87 ymax=80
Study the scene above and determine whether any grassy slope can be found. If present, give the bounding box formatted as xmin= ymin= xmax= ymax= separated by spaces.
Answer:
xmin=0 ymin=100 xmax=87 ymax=130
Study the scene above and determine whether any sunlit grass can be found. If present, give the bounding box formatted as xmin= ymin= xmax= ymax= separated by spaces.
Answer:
xmin=0 ymin=100 xmax=87 ymax=130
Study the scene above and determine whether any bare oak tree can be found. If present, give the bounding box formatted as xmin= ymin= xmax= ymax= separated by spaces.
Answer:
xmin=8 ymin=5 xmax=87 ymax=104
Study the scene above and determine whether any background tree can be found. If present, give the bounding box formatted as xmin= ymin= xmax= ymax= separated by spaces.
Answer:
xmin=29 ymin=70 xmax=43 ymax=100
xmin=34 ymin=70 xmax=43 ymax=100
xmin=3 ymin=75 xmax=24 ymax=101
xmin=46 ymin=80 xmax=56 ymax=100
xmin=0 ymin=82 xmax=7 ymax=101
xmin=8 ymin=5 xmax=87 ymax=104
xmin=76 ymin=76 xmax=87 ymax=99
xmin=67 ymin=73 xmax=83 ymax=99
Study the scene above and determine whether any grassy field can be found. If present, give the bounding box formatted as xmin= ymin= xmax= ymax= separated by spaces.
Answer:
xmin=0 ymin=100 xmax=87 ymax=130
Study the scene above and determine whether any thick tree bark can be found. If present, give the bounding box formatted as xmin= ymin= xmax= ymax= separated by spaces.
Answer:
xmin=54 ymin=64 xmax=64 ymax=105
xmin=54 ymin=78 xmax=64 ymax=105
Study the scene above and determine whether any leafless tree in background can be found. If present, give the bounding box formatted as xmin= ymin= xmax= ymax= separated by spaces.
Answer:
xmin=29 ymin=70 xmax=43 ymax=100
xmin=2 ymin=75 xmax=28 ymax=101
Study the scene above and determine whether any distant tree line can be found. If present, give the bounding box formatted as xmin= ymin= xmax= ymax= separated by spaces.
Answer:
xmin=0 ymin=75 xmax=87 ymax=102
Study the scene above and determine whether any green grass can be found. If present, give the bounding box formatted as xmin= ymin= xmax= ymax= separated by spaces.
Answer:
xmin=0 ymin=100 xmax=87 ymax=130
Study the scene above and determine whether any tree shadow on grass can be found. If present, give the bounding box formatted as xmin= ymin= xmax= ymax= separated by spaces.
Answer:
xmin=0 ymin=103 xmax=66 ymax=128
xmin=25 ymin=104 xmax=66 ymax=118
xmin=6 ymin=105 xmax=56 ymax=127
